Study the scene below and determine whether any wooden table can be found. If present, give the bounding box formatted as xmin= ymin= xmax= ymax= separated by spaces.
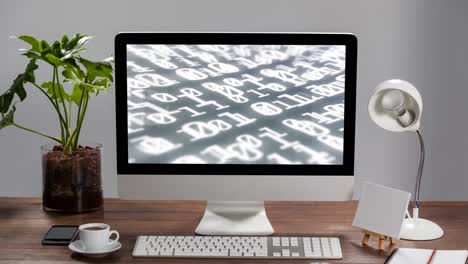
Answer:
xmin=1 ymin=198 xmax=467 ymax=263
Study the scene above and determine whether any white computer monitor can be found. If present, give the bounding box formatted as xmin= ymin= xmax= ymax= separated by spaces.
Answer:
xmin=115 ymin=32 xmax=357 ymax=235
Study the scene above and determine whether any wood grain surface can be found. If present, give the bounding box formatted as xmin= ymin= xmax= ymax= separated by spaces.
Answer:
xmin=1 ymin=198 xmax=467 ymax=264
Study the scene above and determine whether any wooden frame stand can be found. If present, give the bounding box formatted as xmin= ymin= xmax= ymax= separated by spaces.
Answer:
xmin=361 ymin=230 xmax=397 ymax=251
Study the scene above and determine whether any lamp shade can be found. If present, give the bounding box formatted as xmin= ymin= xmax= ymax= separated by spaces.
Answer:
xmin=368 ymin=79 xmax=423 ymax=132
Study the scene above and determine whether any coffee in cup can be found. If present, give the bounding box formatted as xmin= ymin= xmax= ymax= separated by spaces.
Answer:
xmin=78 ymin=223 xmax=119 ymax=252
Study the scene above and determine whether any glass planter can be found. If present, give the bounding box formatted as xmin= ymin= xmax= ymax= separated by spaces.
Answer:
xmin=42 ymin=143 xmax=103 ymax=213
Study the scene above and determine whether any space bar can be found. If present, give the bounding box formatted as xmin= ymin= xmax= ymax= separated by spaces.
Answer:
xmin=174 ymin=250 xmax=229 ymax=256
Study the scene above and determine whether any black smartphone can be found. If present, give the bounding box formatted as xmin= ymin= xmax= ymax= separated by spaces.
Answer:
xmin=41 ymin=225 xmax=79 ymax=245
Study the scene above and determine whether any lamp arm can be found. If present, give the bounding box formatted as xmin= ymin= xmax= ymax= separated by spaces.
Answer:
xmin=413 ymin=130 xmax=425 ymax=209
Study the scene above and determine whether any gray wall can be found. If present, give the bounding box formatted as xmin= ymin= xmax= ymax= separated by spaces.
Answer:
xmin=0 ymin=0 xmax=467 ymax=200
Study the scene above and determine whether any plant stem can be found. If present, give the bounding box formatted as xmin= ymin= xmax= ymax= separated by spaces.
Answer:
xmin=30 ymin=82 xmax=67 ymax=141
xmin=50 ymin=69 xmax=66 ymax=144
xmin=13 ymin=123 xmax=61 ymax=143
xmin=73 ymin=91 xmax=89 ymax=148
xmin=68 ymin=100 xmax=72 ymax=129
xmin=54 ymin=67 xmax=70 ymax=135
xmin=72 ymin=87 xmax=86 ymax=149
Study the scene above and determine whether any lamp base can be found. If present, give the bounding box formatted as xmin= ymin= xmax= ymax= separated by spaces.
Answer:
xmin=400 ymin=217 xmax=444 ymax=241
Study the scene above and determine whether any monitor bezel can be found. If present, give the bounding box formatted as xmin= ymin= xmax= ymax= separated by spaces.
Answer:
xmin=115 ymin=32 xmax=357 ymax=175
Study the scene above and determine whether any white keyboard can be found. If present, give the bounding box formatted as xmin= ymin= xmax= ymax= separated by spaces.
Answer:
xmin=133 ymin=235 xmax=342 ymax=259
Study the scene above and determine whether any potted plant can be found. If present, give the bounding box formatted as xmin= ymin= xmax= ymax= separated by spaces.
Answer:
xmin=0 ymin=34 xmax=113 ymax=213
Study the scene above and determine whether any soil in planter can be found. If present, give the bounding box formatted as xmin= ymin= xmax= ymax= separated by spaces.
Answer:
xmin=42 ymin=145 xmax=103 ymax=213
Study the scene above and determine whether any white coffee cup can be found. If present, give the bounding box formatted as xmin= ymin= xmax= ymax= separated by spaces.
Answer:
xmin=79 ymin=223 xmax=119 ymax=252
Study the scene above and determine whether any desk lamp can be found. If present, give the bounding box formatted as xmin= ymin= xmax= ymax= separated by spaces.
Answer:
xmin=368 ymin=79 xmax=444 ymax=241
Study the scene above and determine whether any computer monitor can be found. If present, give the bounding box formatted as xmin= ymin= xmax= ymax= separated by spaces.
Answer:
xmin=115 ymin=32 xmax=357 ymax=235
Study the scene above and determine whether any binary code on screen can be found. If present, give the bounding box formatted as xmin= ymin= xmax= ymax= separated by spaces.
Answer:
xmin=126 ymin=44 xmax=345 ymax=165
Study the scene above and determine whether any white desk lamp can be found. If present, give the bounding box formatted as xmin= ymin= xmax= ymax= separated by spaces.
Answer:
xmin=368 ymin=79 xmax=444 ymax=241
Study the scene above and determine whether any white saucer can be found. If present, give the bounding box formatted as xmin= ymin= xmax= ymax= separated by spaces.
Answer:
xmin=68 ymin=240 xmax=121 ymax=257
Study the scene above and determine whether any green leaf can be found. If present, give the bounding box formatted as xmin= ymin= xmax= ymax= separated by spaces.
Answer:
xmin=70 ymin=84 xmax=85 ymax=105
xmin=0 ymin=90 xmax=14 ymax=113
xmin=61 ymin=35 xmax=69 ymax=47
xmin=92 ymin=78 xmax=111 ymax=92
xmin=44 ymin=53 xmax=63 ymax=66
xmin=0 ymin=59 xmax=38 ymax=113
xmin=40 ymin=40 xmax=50 ymax=51
xmin=41 ymin=81 xmax=69 ymax=102
xmin=64 ymin=34 xmax=82 ymax=50
xmin=78 ymin=57 xmax=113 ymax=82
xmin=62 ymin=65 xmax=85 ymax=84
xmin=76 ymin=35 xmax=93 ymax=48
xmin=16 ymin=36 xmax=41 ymax=53
xmin=63 ymin=35 xmax=91 ymax=59
xmin=23 ymin=59 xmax=38 ymax=83
xmin=0 ymin=104 xmax=16 ymax=129
xmin=52 ymin=40 xmax=61 ymax=52
xmin=61 ymin=57 xmax=80 ymax=68
xmin=80 ymin=82 xmax=100 ymax=93
xmin=12 ymin=75 xmax=27 ymax=100
xmin=65 ymin=34 xmax=91 ymax=51
xmin=62 ymin=47 xmax=86 ymax=60
xmin=22 ymin=51 xmax=41 ymax=59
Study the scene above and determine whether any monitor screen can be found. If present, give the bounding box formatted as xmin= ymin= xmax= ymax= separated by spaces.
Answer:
xmin=127 ymin=44 xmax=345 ymax=165
xmin=117 ymin=33 xmax=356 ymax=175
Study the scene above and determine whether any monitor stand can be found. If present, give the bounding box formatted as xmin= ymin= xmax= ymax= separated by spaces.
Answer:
xmin=195 ymin=201 xmax=274 ymax=236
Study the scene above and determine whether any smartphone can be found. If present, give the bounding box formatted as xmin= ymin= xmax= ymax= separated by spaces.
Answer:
xmin=41 ymin=225 xmax=79 ymax=245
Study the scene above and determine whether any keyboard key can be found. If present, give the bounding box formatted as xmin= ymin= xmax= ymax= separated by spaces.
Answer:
xmin=291 ymin=237 xmax=299 ymax=247
xmin=272 ymin=237 xmax=280 ymax=246
xmin=321 ymin=237 xmax=332 ymax=257
xmin=330 ymin=237 xmax=342 ymax=257
xmin=160 ymin=249 xmax=174 ymax=256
